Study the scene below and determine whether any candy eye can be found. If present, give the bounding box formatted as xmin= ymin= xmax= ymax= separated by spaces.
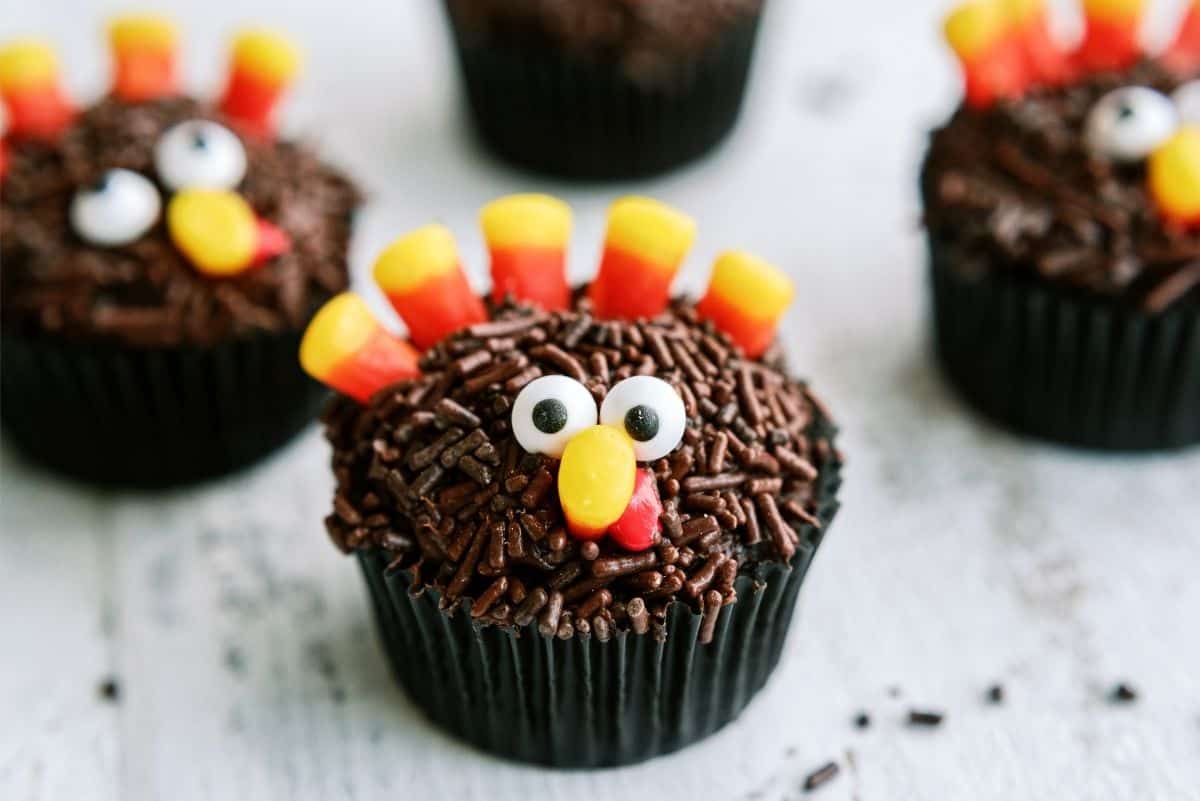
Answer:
xmin=154 ymin=119 xmax=247 ymax=191
xmin=1085 ymin=87 xmax=1179 ymax=163
xmin=69 ymin=169 xmax=161 ymax=247
xmin=512 ymin=375 xmax=598 ymax=458
xmin=599 ymin=376 xmax=686 ymax=462
xmin=1173 ymin=81 xmax=1200 ymax=126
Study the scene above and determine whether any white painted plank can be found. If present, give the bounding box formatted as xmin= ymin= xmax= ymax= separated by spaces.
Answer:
xmin=2 ymin=0 xmax=1199 ymax=799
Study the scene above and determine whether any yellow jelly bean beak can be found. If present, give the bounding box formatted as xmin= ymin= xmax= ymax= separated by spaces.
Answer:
xmin=1149 ymin=126 xmax=1200 ymax=229
xmin=167 ymin=189 xmax=258 ymax=275
xmin=557 ymin=425 xmax=636 ymax=539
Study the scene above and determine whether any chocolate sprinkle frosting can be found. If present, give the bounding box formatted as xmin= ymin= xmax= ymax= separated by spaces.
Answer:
xmin=324 ymin=296 xmax=839 ymax=641
xmin=1 ymin=97 xmax=360 ymax=346
xmin=922 ymin=61 xmax=1200 ymax=312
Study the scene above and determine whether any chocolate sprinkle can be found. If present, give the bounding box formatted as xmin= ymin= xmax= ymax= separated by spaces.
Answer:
xmin=802 ymin=761 xmax=840 ymax=793
xmin=907 ymin=709 xmax=945 ymax=727
xmin=1110 ymin=683 xmax=1138 ymax=703
xmin=323 ymin=296 xmax=838 ymax=637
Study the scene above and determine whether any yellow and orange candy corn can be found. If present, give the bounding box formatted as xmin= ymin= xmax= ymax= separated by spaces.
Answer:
xmin=1075 ymin=0 xmax=1145 ymax=74
xmin=944 ymin=1 xmax=1029 ymax=109
xmin=696 ymin=251 xmax=794 ymax=359
xmin=0 ymin=39 xmax=74 ymax=141
xmin=588 ymin=197 xmax=696 ymax=321
xmin=107 ymin=14 xmax=179 ymax=102
xmin=1149 ymin=127 xmax=1200 ymax=230
xmin=481 ymin=194 xmax=573 ymax=311
xmin=1164 ymin=0 xmax=1200 ymax=74
xmin=167 ymin=189 xmax=291 ymax=277
xmin=373 ymin=225 xmax=488 ymax=350
xmin=300 ymin=293 xmax=421 ymax=403
xmin=218 ymin=29 xmax=300 ymax=139
xmin=1003 ymin=0 xmax=1073 ymax=86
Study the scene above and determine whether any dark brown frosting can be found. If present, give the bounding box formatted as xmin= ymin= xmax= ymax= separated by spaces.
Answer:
xmin=1 ymin=97 xmax=360 ymax=347
xmin=446 ymin=0 xmax=764 ymax=83
xmin=922 ymin=62 xmax=1200 ymax=312
xmin=323 ymin=297 xmax=840 ymax=641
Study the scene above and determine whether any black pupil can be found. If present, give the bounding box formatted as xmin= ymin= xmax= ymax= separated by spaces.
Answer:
xmin=624 ymin=405 xmax=659 ymax=442
xmin=191 ymin=130 xmax=208 ymax=149
xmin=1117 ymin=103 xmax=1135 ymax=121
xmin=91 ymin=172 xmax=113 ymax=194
xmin=532 ymin=399 xmax=568 ymax=435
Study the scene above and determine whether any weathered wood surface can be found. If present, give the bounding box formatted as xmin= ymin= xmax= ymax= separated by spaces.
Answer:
xmin=3 ymin=1 xmax=1198 ymax=799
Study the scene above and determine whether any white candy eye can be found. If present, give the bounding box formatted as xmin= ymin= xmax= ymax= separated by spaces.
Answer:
xmin=69 ymin=169 xmax=161 ymax=247
xmin=1085 ymin=87 xmax=1179 ymax=163
xmin=599 ymin=376 xmax=686 ymax=462
xmin=1172 ymin=81 xmax=1200 ymax=125
xmin=154 ymin=119 xmax=247 ymax=191
xmin=512 ymin=375 xmax=598 ymax=458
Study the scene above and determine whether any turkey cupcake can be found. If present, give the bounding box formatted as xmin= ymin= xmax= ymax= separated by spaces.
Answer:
xmin=442 ymin=0 xmax=766 ymax=179
xmin=303 ymin=195 xmax=843 ymax=767
xmin=922 ymin=0 xmax=1200 ymax=450
xmin=0 ymin=16 xmax=360 ymax=486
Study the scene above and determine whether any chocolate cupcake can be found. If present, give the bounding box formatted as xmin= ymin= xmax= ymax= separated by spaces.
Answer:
xmin=302 ymin=195 xmax=842 ymax=767
xmin=922 ymin=0 xmax=1200 ymax=450
xmin=443 ymin=0 xmax=765 ymax=179
xmin=0 ymin=17 xmax=360 ymax=486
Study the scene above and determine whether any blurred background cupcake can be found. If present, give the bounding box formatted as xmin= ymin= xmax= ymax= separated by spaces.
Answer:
xmin=0 ymin=16 xmax=361 ymax=486
xmin=921 ymin=0 xmax=1200 ymax=450
xmin=442 ymin=0 xmax=767 ymax=179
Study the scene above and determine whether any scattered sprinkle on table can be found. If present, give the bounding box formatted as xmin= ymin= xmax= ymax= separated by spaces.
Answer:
xmin=908 ymin=709 xmax=944 ymax=727
xmin=98 ymin=677 xmax=121 ymax=703
xmin=854 ymin=711 xmax=871 ymax=729
xmin=987 ymin=684 xmax=1005 ymax=704
xmin=1111 ymin=683 xmax=1138 ymax=703
xmin=803 ymin=761 xmax=840 ymax=792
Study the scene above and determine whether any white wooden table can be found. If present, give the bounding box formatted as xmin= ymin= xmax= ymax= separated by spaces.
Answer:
xmin=3 ymin=1 xmax=1199 ymax=799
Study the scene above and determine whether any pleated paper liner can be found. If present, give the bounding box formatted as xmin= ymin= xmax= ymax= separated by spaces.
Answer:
xmin=443 ymin=3 xmax=764 ymax=180
xmin=0 ymin=328 xmax=328 ymax=487
xmin=357 ymin=454 xmax=841 ymax=769
xmin=930 ymin=238 xmax=1200 ymax=451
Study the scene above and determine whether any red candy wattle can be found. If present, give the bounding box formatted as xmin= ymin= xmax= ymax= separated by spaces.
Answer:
xmin=608 ymin=468 xmax=663 ymax=553
xmin=254 ymin=219 xmax=292 ymax=265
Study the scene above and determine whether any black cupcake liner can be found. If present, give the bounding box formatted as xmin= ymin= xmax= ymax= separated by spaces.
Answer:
xmin=443 ymin=4 xmax=764 ymax=180
xmin=1 ymin=329 xmax=328 ymax=487
xmin=930 ymin=238 xmax=1200 ymax=451
xmin=356 ymin=458 xmax=841 ymax=769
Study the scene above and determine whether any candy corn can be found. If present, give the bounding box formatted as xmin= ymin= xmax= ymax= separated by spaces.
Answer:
xmin=218 ymin=29 xmax=300 ymax=138
xmin=1164 ymin=0 xmax=1200 ymax=74
xmin=107 ymin=14 xmax=179 ymax=102
xmin=480 ymin=194 xmax=572 ymax=311
xmin=167 ymin=189 xmax=291 ymax=276
xmin=696 ymin=251 xmax=794 ymax=359
xmin=0 ymin=39 xmax=73 ymax=140
xmin=588 ymin=197 xmax=696 ymax=321
xmin=944 ymin=1 xmax=1029 ymax=109
xmin=373 ymin=225 xmax=488 ymax=350
xmin=1003 ymin=0 xmax=1073 ymax=86
xmin=1075 ymin=0 xmax=1145 ymax=74
xmin=1149 ymin=127 xmax=1200 ymax=229
xmin=300 ymin=293 xmax=421 ymax=403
